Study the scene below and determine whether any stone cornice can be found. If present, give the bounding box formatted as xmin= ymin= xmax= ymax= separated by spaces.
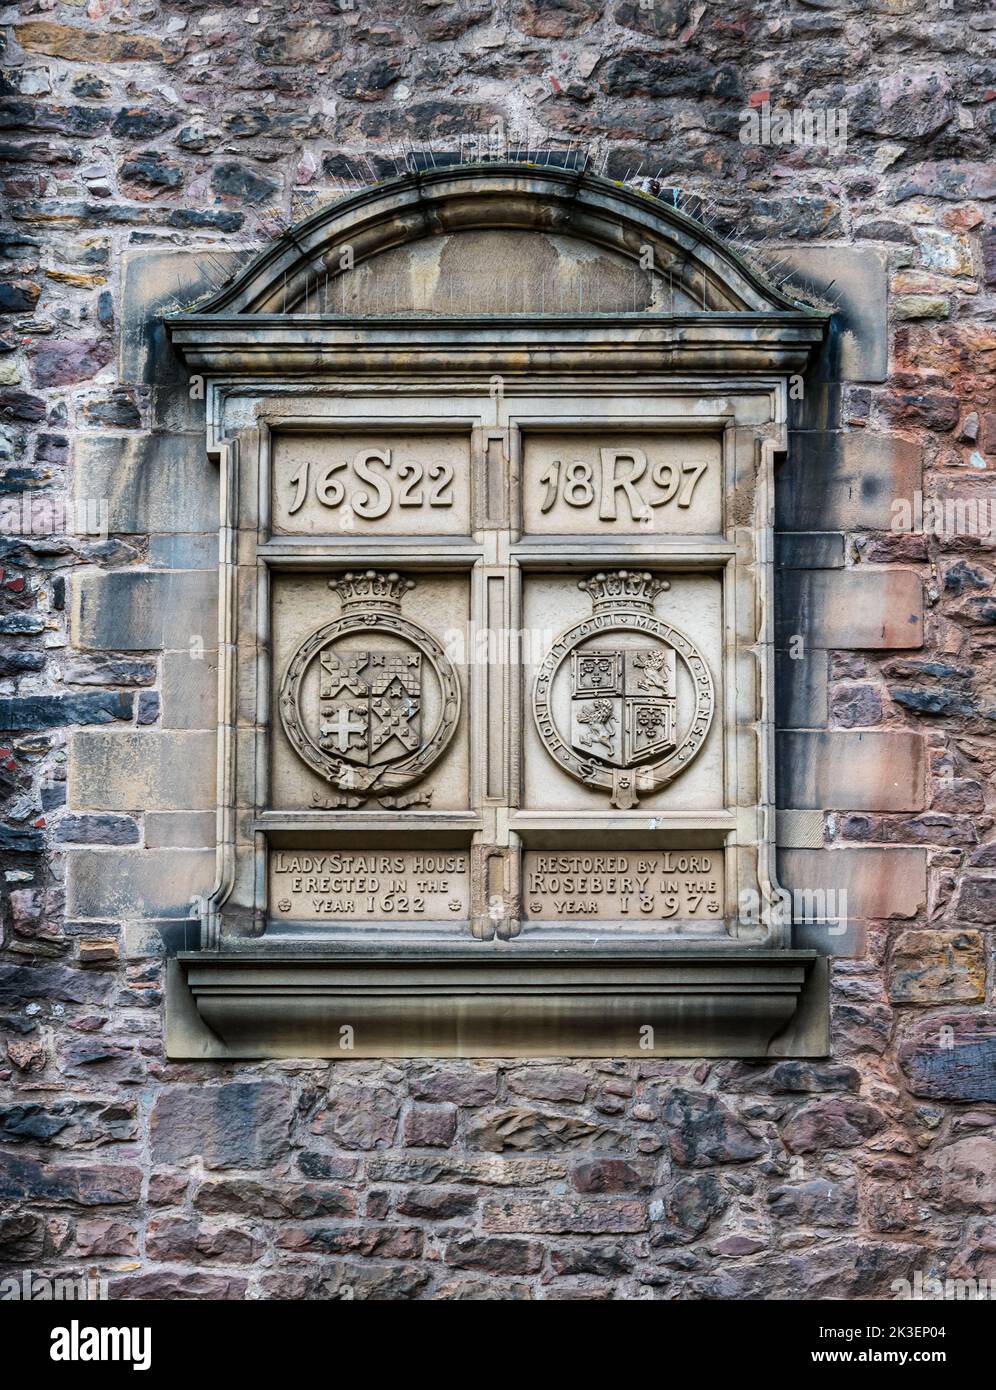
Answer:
xmin=167 ymin=311 xmax=827 ymax=378
xmin=167 ymin=950 xmax=827 ymax=1059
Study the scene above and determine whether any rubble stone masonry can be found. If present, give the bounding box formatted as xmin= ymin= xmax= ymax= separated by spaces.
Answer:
xmin=1 ymin=0 xmax=995 ymax=1300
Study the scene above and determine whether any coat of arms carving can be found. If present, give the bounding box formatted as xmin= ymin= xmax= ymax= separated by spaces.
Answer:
xmin=533 ymin=570 xmax=715 ymax=808
xmin=279 ymin=570 xmax=460 ymax=805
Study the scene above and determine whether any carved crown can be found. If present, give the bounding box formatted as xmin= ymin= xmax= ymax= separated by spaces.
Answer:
xmin=330 ymin=570 xmax=416 ymax=610
xmin=579 ymin=570 xmax=670 ymax=615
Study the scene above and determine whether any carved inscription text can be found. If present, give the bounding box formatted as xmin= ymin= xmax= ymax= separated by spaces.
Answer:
xmin=270 ymin=851 xmax=470 ymax=920
xmin=524 ymin=851 xmax=723 ymax=921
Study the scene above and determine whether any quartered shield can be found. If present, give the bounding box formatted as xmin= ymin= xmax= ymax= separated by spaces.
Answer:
xmin=570 ymin=646 xmax=676 ymax=767
xmin=319 ymin=650 xmax=422 ymax=766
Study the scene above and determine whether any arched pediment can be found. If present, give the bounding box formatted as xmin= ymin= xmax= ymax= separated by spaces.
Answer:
xmin=188 ymin=162 xmax=821 ymax=318
xmin=167 ymin=162 xmax=828 ymax=378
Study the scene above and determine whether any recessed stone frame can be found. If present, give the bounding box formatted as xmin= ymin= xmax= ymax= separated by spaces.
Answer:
xmin=164 ymin=163 xmax=830 ymax=1059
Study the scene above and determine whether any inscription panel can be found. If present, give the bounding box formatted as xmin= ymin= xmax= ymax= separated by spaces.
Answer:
xmin=271 ymin=431 xmax=471 ymax=535
xmin=270 ymin=850 xmax=470 ymax=921
xmin=522 ymin=432 xmax=722 ymax=535
xmin=523 ymin=850 xmax=725 ymax=922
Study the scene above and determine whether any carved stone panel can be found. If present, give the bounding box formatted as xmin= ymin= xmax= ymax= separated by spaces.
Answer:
xmin=270 ymin=570 xmax=469 ymax=811
xmin=269 ymin=849 xmax=471 ymax=925
xmin=523 ymin=849 xmax=725 ymax=927
xmin=523 ymin=569 xmax=724 ymax=812
xmin=163 ymin=164 xmax=831 ymax=1055
xmin=522 ymin=431 xmax=723 ymax=536
xmin=271 ymin=430 xmax=472 ymax=536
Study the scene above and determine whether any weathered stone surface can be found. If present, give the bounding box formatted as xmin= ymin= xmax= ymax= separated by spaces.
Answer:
xmin=767 ymin=1177 xmax=858 ymax=1228
xmin=365 ymin=1155 xmax=566 ymax=1186
xmin=889 ymin=930 xmax=986 ymax=1004
xmin=829 ymin=683 xmax=883 ymax=729
xmin=73 ymin=570 xmax=218 ymax=650
xmin=776 ymin=532 xmax=845 ymax=570
xmin=651 ymin=1172 xmax=729 ymax=1245
xmin=73 ymin=434 xmax=217 ymax=534
xmin=54 ymin=815 xmax=140 ymax=846
xmin=899 ymin=1014 xmax=996 ymax=1103
xmin=482 ymin=1197 xmax=649 ymax=1234
xmin=776 ymin=648 xmax=828 ymax=730
xmin=0 ymin=1152 xmax=142 ymax=1206
xmin=0 ymin=693 xmax=133 ymax=729
xmin=0 ymin=963 xmax=116 ymax=1007
xmin=661 ymin=1090 xmax=765 ymax=1168
xmin=408 ymin=1065 xmax=498 ymax=1106
xmin=118 ymin=249 xmax=242 ymax=427
xmin=144 ymin=811 xmax=216 ymax=849
xmin=776 ymin=809 xmax=825 ymax=849
xmin=404 ymin=1104 xmax=457 ymax=1148
xmin=778 ymin=248 xmax=888 ymax=382
xmin=309 ymin=1085 xmax=401 ymax=1150
xmin=70 ymin=731 xmax=216 ymax=810
xmin=779 ymin=847 xmax=927 ymax=920
xmin=161 ymin=650 xmax=218 ymax=730
xmin=954 ymin=876 xmax=996 ymax=924
xmin=15 ymin=22 xmax=180 ymax=65
xmin=925 ymin=1137 xmax=996 ymax=1213
xmin=150 ymin=1084 xmax=293 ymax=1169
xmin=67 ymin=848 xmax=214 ymax=917
xmin=108 ymin=1271 xmax=248 ymax=1300
xmin=777 ymin=570 xmax=924 ymax=650
xmin=571 ymin=1158 xmax=654 ymax=1193
xmin=507 ymin=1068 xmax=589 ymax=1103
xmin=781 ymin=1099 xmax=889 ymax=1154
xmin=30 ymin=338 xmax=113 ymax=388
xmin=466 ymin=1108 xmax=623 ymax=1153
xmin=444 ymin=1235 xmax=544 ymax=1275
xmin=191 ymin=1178 xmax=355 ymax=1223
xmin=550 ymin=1242 xmax=633 ymax=1276
xmin=275 ymin=1224 xmax=422 ymax=1259
xmin=396 ymin=1187 xmax=477 ymax=1220
xmin=778 ymin=731 xmax=926 ymax=811
xmin=146 ymin=1217 xmax=262 ymax=1264
xmin=0 ymin=1099 xmax=137 ymax=1147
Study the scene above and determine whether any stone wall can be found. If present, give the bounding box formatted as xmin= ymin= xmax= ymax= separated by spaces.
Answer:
xmin=1 ymin=1 xmax=995 ymax=1300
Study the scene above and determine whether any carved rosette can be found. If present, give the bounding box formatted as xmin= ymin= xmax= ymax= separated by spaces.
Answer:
xmin=279 ymin=570 xmax=460 ymax=803
xmin=532 ymin=570 xmax=715 ymax=809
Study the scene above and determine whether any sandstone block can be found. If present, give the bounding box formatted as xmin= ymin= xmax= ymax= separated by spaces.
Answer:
xmin=74 ymin=433 xmax=217 ymax=535
xmin=778 ymin=730 xmax=926 ymax=811
xmin=66 ymin=848 xmax=214 ymax=917
xmin=70 ymin=731 xmax=215 ymax=810
xmin=777 ymin=569 xmax=923 ymax=649
xmin=73 ymin=569 xmax=217 ymax=651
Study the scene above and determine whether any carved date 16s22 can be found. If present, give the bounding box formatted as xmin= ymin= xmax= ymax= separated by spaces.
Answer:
xmin=285 ymin=447 xmax=455 ymax=519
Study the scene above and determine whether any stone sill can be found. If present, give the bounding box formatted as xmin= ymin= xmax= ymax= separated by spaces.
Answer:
xmin=166 ymin=949 xmax=828 ymax=1060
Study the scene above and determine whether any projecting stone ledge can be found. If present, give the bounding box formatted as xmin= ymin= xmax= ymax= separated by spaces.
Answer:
xmin=166 ymin=948 xmax=828 ymax=1060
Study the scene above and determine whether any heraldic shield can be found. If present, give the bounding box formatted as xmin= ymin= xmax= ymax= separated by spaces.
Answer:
xmin=318 ymin=650 xmax=422 ymax=766
xmin=570 ymin=646 xmax=677 ymax=768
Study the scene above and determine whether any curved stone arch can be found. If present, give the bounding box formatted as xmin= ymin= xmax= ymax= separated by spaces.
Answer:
xmin=194 ymin=162 xmax=813 ymax=317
